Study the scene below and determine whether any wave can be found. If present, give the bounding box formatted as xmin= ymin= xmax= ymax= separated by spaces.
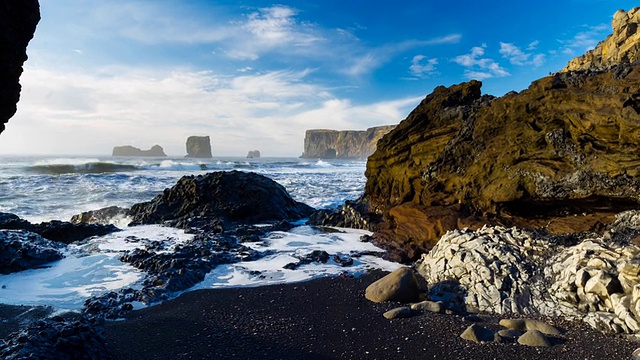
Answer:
xmin=27 ymin=162 xmax=139 ymax=175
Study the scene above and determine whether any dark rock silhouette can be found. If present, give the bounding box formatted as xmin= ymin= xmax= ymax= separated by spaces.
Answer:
xmin=112 ymin=145 xmax=166 ymax=157
xmin=185 ymin=136 xmax=212 ymax=158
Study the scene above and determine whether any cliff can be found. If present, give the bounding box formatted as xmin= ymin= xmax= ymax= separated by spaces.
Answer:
xmin=0 ymin=0 xmax=40 ymax=135
xmin=246 ymin=150 xmax=261 ymax=158
xmin=112 ymin=145 xmax=166 ymax=157
xmin=342 ymin=8 xmax=640 ymax=262
xmin=301 ymin=126 xmax=395 ymax=159
xmin=563 ymin=7 xmax=640 ymax=72
xmin=185 ymin=136 xmax=212 ymax=158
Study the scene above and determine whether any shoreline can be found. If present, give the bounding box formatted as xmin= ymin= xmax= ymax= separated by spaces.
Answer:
xmin=104 ymin=271 xmax=637 ymax=360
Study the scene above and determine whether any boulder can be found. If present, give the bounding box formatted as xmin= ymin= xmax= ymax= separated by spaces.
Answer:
xmin=460 ymin=324 xmax=495 ymax=343
xmin=0 ymin=230 xmax=64 ymax=274
xmin=499 ymin=319 xmax=561 ymax=336
xmin=410 ymin=300 xmax=444 ymax=313
xmin=128 ymin=170 xmax=315 ymax=229
xmin=185 ymin=136 xmax=212 ymax=158
xmin=0 ymin=0 xmax=40 ymax=135
xmin=112 ymin=144 xmax=166 ymax=157
xmin=517 ymin=330 xmax=552 ymax=347
xmin=383 ymin=306 xmax=412 ymax=319
xmin=300 ymin=126 xmax=395 ymax=159
xmin=364 ymin=267 xmax=420 ymax=303
xmin=246 ymin=150 xmax=261 ymax=158
xmin=70 ymin=206 xmax=130 ymax=225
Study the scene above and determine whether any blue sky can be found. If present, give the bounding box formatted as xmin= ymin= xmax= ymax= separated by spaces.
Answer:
xmin=0 ymin=0 xmax=636 ymax=156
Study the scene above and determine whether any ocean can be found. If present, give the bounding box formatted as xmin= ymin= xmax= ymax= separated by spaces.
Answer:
xmin=0 ymin=156 xmax=399 ymax=311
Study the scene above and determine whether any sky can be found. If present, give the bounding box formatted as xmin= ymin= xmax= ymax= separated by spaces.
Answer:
xmin=0 ymin=0 xmax=637 ymax=157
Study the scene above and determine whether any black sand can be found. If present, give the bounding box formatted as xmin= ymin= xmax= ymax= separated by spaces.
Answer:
xmin=104 ymin=271 xmax=638 ymax=360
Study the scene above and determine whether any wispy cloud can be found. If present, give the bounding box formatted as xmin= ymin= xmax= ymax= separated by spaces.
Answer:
xmin=499 ymin=42 xmax=546 ymax=67
xmin=1 ymin=64 xmax=417 ymax=156
xmin=409 ymin=55 xmax=438 ymax=78
xmin=453 ymin=45 xmax=510 ymax=80
xmin=558 ymin=23 xmax=610 ymax=55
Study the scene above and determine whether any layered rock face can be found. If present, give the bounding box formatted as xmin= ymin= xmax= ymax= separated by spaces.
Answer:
xmin=363 ymin=64 xmax=640 ymax=261
xmin=185 ymin=135 xmax=212 ymax=158
xmin=563 ymin=7 xmax=640 ymax=72
xmin=112 ymin=144 xmax=166 ymax=157
xmin=301 ymin=125 xmax=395 ymax=159
xmin=0 ymin=0 xmax=40 ymax=134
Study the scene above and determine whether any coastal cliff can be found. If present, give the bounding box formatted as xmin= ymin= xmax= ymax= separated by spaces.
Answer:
xmin=112 ymin=145 xmax=166 ymax=157
xmin=0 ymin=0 xmax=40 ymax=135
xmin=563 ymin=7 xmax=640 ymax=72
xmin=301 ymin=126 xmax=395 ymax=159
xmin=185 ymin=136 xmax=212 ymax=158
xmin=311 ymin=8 xmax=640 ymax=262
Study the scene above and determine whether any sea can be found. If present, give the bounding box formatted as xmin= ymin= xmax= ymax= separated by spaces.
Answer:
xmin=0 ymin=156 xmax=400 ymax=311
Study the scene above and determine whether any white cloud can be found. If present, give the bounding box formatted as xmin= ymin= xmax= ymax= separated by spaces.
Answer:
xmin=527 ymin=40 xmax=540 ymax=50
xmin=558 ymin=23 xmax=610 ymax=54
xmin=453 ymin=45 xmax=510 ymax=79
xmin=409 ymin=55 xmax=438 ymax=78
xmin=499 ymin=42 xmax=546 ymax=67
xmin=0 ymin=65 xmax=416 ymax=156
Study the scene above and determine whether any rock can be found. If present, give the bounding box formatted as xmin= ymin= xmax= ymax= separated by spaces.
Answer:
xmin=364 ymin=267 xmax=420 ymax=303
xmin=517 ymin=330 xmax=552 ymax=347
xmin=70 ymin=206 xmax=130 ymax=225
xmin=300 ymin=126 xmax=396 ymax=159
xmin=383 ymin=306 xmax=412 ymax=319
xmin=499 ymin=319 xmax=562 ymax=336
xmin=633 ymin=347 xmax=640 ymax=360
xmin=0 ymin=230 xmax=64 ymax=274
xmin=128 ymin=171 xmax=314 ymax=229
xmin=307 ymin=199 xmax=379 ymax=232
xmin=112 ymin=144 xmax=166 ymax=157
xmin=410 ymin=300 xmax=444 ymax=313
xmin=283 ymin=250 xmax=330 ymax=270
xmin=0 ymin=316 xmax=108 ymax=360
xmin=563 ymin=7 xmax=640 ymax=72
xmin=497 ymin=329 xmax=523 ymax=341
xmin=0 ymin=0 xmax=40 ymax=135
xmin=460 ymin=324 xmax=495 ymax=343
xmin=0 ymin=212 xmax=119 ymax=243
xmin=185 ymin=135 xmax=212 ymax=158
xmin=246 ymin=150 xmax=261 ymax=158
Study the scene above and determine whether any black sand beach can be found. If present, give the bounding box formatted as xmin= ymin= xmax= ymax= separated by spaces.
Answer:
xmin=104 ymin=272 xmax=638 ymax=360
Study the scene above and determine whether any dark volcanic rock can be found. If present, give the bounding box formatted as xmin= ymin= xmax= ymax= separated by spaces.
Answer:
xmin=361 ymin=63 xmax=640 ymax=261
xmin=0 ymin=212 xmax=120 ymax=244
xmin=112 ymin=144 xmax=166 ymax=157
xmin=128 ymin=170 xmax=314 ymax=229
xmin=0 ymin=316 xmax=108 ymax=360
xmin=307 ymin=199 xmax=380 ymax=230
xmin=0 ymin=0 xmax=40 ymax=135
xmin=301 ymin=125 xmax=395 ymax=159
xmin=0 ymin=230 xmax=63 ymax=274
xmin=70 ymin=206 xmax=129 ymax=225
xmin=185 ymin=135 xmax=212 ymax=158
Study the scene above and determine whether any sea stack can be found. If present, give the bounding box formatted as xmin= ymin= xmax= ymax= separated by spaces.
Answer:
xmin=185 ymin=136 xmax=212 ymax=158
xmin=112 ymin=145 xmax=166 ymax=157
xmin=0 ymin=0 xmax=41 ymax=135
xmin=246 ymin=150 xmax=261 ymax=158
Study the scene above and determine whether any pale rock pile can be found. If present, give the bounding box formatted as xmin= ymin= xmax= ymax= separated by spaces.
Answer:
xmin=416 ymin=210 xmax=640 ymax=334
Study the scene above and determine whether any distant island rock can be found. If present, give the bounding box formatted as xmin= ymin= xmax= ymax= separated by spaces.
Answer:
xmin=300 ymin=125 xmax=395 ymax=159
xmin=112 ymin=145 xmax=166 ymax=157
xmin=246 ymin=150 xmax=261 ymax=158
xmin=0 ymin=1 xmax=40 ymax=135
xmin=185 ymin=136 xmax=212 ymax=158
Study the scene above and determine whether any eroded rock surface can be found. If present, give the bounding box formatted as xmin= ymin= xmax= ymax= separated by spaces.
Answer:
xmin=0 ymin=230 xmax=64 ymax=274
xmin=563 ymin=7 xmax=640 ymax=72
xmin=185 ymin=135 xmax=212 ymax=158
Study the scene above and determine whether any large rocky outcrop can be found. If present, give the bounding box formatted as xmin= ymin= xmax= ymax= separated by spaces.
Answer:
xmin=301 ymin=125 xmax=395 ymax=159
xmin=185 ymin=135 xmax=212 ymax=158
xmin=246 ymin=150 xmax=261 ymax=158
xmin=563 ymin=7 xmax=640 ymax=72
xmin=112 ymin=144 xmax=166 ymax=157
xmin=359 ymin=56 xmax=640 ymax=261
xmin=0 ymin=0 xmax=40 ymax=134
xmin=128 ymin=170 xmax=314 ymax=230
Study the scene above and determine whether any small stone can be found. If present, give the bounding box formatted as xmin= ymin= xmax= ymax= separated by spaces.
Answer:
xmin=365 ymin=268 xmax=419 ymax=303
xmin=518 ymin=330 xmax=551 ymax=347
xmin=383 ymin=307 xmax=412 ymax=320
xmin=497 ymin=329 xmax=523 ymax=341
xmin=410 ymin=300 xmax=444 ymax=313
xmin=460 ymin=324 xmax=495 ymax=343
